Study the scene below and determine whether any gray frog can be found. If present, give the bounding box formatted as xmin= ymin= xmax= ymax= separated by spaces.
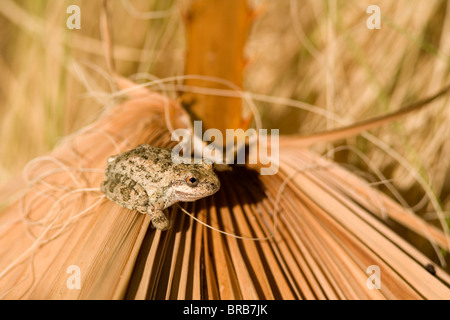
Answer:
xmin=101 ymin=144 xmax=220 ymax=230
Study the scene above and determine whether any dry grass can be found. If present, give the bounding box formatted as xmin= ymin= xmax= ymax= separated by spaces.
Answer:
xmin=0 ymin=0 xmax=449 ymax=299
xmin=247 ymin=0 xmax=450 ymax=215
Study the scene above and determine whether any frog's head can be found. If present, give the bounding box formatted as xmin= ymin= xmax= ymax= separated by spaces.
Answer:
xmin=171 ymin=160 xmax=220 ymax=203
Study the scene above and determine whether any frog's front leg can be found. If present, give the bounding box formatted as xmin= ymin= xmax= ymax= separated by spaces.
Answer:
xmin=148 ymin=208 xmax=170 ymax=230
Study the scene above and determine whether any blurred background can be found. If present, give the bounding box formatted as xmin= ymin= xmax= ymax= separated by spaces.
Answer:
xmin=0 ymin=0 xmax=449 ymax=264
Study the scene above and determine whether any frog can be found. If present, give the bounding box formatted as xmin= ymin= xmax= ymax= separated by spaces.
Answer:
xmin=100 ymin=144 xmax=220 ymax=230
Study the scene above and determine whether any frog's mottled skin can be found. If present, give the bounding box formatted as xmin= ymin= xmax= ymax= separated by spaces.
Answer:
xmin=101 ymin=144 xmax=220 ymax=230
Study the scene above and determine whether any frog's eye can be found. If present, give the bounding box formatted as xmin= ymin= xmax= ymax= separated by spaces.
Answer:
xmin=186 ymin=176 xmax=199 ymax=187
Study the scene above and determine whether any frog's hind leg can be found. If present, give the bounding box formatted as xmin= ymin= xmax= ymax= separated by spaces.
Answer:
xmin=148 ymin=208 xmax=170 ymax=231
xmin=101 ymin=174 xmax=149 ymax=214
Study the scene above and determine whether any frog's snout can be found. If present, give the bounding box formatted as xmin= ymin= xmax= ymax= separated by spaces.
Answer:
xmin=209 ymin=177 xmax=220 ymax=194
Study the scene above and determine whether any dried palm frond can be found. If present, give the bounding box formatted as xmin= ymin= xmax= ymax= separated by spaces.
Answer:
xmin=0 ymin=79 xmax=448 ymax=299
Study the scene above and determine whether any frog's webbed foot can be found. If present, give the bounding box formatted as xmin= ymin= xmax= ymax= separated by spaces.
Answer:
xmin=148 ymin=209 xmax=171 ymax=231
